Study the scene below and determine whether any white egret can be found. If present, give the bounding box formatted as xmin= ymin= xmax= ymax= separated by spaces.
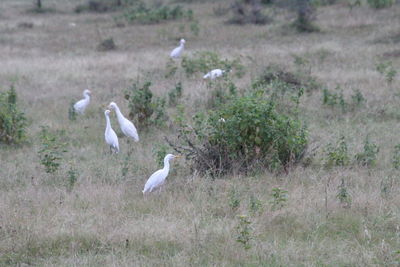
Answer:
xmin=104 ymin=110 xmax=119 ymax=154
xmin=73 ymin=89 xmax=91 ymax=114
xmin=108 ymin=102 xmax=139 ymax=142
xmin=142 ymin=154 xmax=180 ymax=194
xmin=170 ymin=39 xmax=185 ymax=59
xmin=203 ymin=69 xmax=225 ymax=80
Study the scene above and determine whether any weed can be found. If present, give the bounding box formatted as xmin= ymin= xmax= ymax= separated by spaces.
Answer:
xmin=380 ymin=176 xmax=393 ymax=198
xmin=66 ymin=167 xmax=78 ymax=192
xmin=229 ymin=188 xmax=241 ymax=210
xmin=336 ymin=178 xmax=352 ymax=208
xmin=355 ymin=137 xmax=379 ymax=167
xmin=236 ymin=215 xmax=252 ymax=250
xmin=392 ymin=144 xmax=400 ymax=170
xmin=293 ymin=0 xmax=319 ymax=32
xmin=38 ymin=126 xmax=68 ymax=174
xmin=229 ymin=0 xmax=272 ymax=25
xmin=270 ymin=188 xmax=288 ymax=210
xmin=249 ymin=194 xmax=262 ymax=213
xmin=165 ymin=60 xmax=178 ymax=78
xmin=124 ymin=81 xmax=167 ymax=128
xmin=324 ymin=136 xmax=350 ymax=168
xmin=168 ymin=82 xmax=183 ymax=107
xmin=68 ymin=100 xmax=77 ymax=121
xmin=367 ymin=0 xmax=393 ymax=9
xmin=0 ymin=85 xmax=27 ymax=144
xmin=376 ymin=61 xmax=397 ymax=85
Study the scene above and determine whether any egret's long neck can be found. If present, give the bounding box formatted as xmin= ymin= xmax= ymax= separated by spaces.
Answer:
xmin=163 ymin=158 xmax=171 ymax=172
xmin=84 ymin=93 xmax=90 ymax=100
xmin=114 ymin=106 xmax=125 ymax=122
xmin=180 ymin=43 xmax=184 ymax=48
xmin=105 ymin=114 xmax=111 ymax=131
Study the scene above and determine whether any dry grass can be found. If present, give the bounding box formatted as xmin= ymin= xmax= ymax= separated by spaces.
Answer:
xmin=1 ymin=0 xmax=400 ymax=265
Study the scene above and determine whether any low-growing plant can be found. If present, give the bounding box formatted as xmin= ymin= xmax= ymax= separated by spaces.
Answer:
xmin=322 ymin=86 xmax=365 ymax=113
xmin=68 ymin=100 xmax=77 ymax=121
xmin=38 ymin=126 xmax=68 ymax=174
xmin=293 ymin=0 xmax=319 ymax=32
xmin=235 ymin=215 xmax=252 ymax=250
xmin=121 ymin=2 xmax=193 ymax=24
xmin=392 ymin=144 xmax=400 ymax=170
xmin=167 ymin=94 xmax=308 ymax=176
xmin=376 ymin=61 xmax=397 ymax=85
xmin=0 ymin=85 xmax=27 ymax=145
xmin=355 ymin=137 xmax=379 ymax=167
xmin=124 ymin=81 xmax=167 ymax=128
xmin=324 ymin=136 xmax=350 ymax=168
xmin=249 ymin=194 xmax=262 ymax=213
xmin=168 ymin=82 xmax=183 ymax=107
xmin=181 ymin=51 xmax=245 ymax=78
xmin=367 ymin=0 xmax=393 ymax=9
xmin=66 ymin=167 xmax=78 ymax=192
xmin=229 ymin=0 xmax=272 ymax=25
xmin=336 ymin=178 xmax=351 ymax=208
xmin=229 ymin=188 xmax=241 ymax=210
xmin=270 ymin=187 xmax=288 ymax=210
xmin=206 ymin=76 xmax=238 ymax=108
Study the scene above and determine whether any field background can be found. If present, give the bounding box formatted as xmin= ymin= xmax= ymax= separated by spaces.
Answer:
xmin=1 ymin=0 xmax=400 ymax=265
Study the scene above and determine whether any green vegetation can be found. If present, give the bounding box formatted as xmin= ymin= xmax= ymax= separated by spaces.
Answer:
xmin=38 ymin=126 xmax=68 ymax=174
xmin=0 ymin=85 xmax=27 ymax=145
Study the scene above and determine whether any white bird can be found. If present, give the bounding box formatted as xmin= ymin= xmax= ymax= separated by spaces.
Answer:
xmin=170 ymin=39 xmax=185 ymax=59
xmin=104 ymin=110 xmax=119 ymax=154
xmin=108 ymin=102 xmax=139 ymax=142
xmin=73 ymin=89 xmax=91 ymax=114
xmin=143 ymin=154 xmax=180 ymax=194
xmin=203 ymin=69 xmax=225 ymax=80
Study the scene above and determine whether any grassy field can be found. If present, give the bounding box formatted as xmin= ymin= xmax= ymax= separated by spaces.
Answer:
xmin=1 ymin=0 xmax=400 ymax=265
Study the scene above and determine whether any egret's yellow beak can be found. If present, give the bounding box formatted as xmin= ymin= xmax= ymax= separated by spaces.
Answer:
xmin=174 ymin=155 xmax=182 ymax=159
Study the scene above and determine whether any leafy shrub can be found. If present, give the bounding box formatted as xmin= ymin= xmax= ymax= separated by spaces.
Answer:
xmin=124 ymin=81 xmax=166 ymax=128
xmin=376 ymin=61 xmax=397 ymax=85
xmin=168 ymin=95 xmax=308 ymax=176
xmin=270 ymin=188 xmax=288 ymax=210
xmin=324 ymin=136 xmax=349 ymax=168
xmin=38 ymin=126 xmax=68 ymax=174
xmin=252 ymin=64 xmax=320 ymax=94
xmin=181 ymin=51 xmax=245 ymax=78
xmin=292 ymin=0 xmax=319 ymax=32
xmin=336 ymin=178 xmax=351 ymax=208
xmin=0 ymin=85 xmax=27 ymax=144
xmin=206 ymin=76 xmax=238 ymax=108
xmin=236 ymin=215 xmax=252 ymax=250
xmin=229 ymin=0 xmax=272 ymax=25
xmin=168 ymin=82 xmax=183 ymax=107
xmin=152 ymin=144 xmax=169 ymax=168
xmin=355 ymin=137 xmax=379 ymax=167
xmin=121 ymin=2 xmax=193 ymax=24
xmin=322 ymin=86 xmax=366 ymax=113
xmin=367 ymin=0 xmax=393 ymax=9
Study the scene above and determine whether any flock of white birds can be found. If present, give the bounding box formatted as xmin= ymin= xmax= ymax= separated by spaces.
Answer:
xmin=72 ymin=39 xmax=222 ymax=194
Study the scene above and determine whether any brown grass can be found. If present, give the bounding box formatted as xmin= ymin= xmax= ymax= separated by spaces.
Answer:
xmin=1 ymin=0 xmax=400 ymax=265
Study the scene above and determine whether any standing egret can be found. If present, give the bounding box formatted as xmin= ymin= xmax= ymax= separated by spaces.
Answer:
xmin=142 ymin=154 xmax=180 ymax=194
xmin=73 ymin=89 xmax=91 ymax=114
xmin=104 ymin=110 xmax=119 ymax=154
xmin=108 ymin=102 xmax=139 ymax=142
xmin=170 ymin=39 xmax=185 ymax=59
xmin=203 ymin=69 xmax=225 ymax=80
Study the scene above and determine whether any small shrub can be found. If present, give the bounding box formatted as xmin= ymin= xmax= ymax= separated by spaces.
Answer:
xmin=168 ymin=82 xmax=183 ymax=107
xmin=324 ymin=136 xmax=350 ymax=168
xmin=292 ymin=0 xmax=319 ymax=32
xmin=270 ymin=188 xmax=288 ymax=210
xmin=206 ymin=77 xmax=237 ymax=108
xmin=97 ymin=38 xmax=116 ymax=51
xmin=66 ymin=167 xmax=78 ymax=192
xmin=121 ymin=2 xmax=193 ymax=24
xmin=0 ymin=85 xmax=27 ymax=144
xmin=236 ymin=215 xmax=252 ymax=250
xmin=229 ymin=0 xmax=272 ymax=25
xmin=38 ymin=126 xmax=68 ymax=174
xmin=355 ymin=137 xmax=379 ymax=167
xmin=68 ymin=100 xmax=77 ymax=121
xmin=322 ymin=86 xmax=365 ymax=113
xmin=367 ymin=0 xmax=393 ymax=9
xmin=167 ymin=95 xmax=308 ymax=176
xmin=124 ymin=81 xmax=167 ymax=128
xmin=376 ymin=61 xmax=397 ymax=85
xmin=392 ymin=144 xmax=400 ymax=170
xmin=229 ymin=188 xmax=241 ymax=210
xmin=181 ymin=51 xmax=245 ymax=78
xmin=249 ymin=194 xmax=262 ymax=213
xmin=336 ymin=178 xmax=351 ymax=208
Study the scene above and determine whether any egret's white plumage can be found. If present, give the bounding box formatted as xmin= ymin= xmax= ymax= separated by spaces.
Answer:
xmin=143 ymin=154 xmax=179 ymax=194
xmin=104 ymin=110 xmax=119 ymax=153
xmin=108 ymin=102 xmax=139 ymax=142
xmin=203 ymin=69 xmax=225 ymax=80
xmin=73 ymin=89 xmax=91 ymax=114
xmin=170 ymin=39 xmax=185 ymax=59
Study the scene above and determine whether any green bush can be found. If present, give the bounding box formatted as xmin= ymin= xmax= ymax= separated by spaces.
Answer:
xmin=367 ymin=0 xmax=393 ymax=9
xmin=355 ymin=137 xmax=379 ymax=167
xmin=38 ymin=126 xmax=68 ymax=174
xmin=0 ymin=85 xmax=27 ymax=144
xmin=121 ymin=2 xmax=193 ymax=24
xmin=324 ymin=136 xmax=349 ymax=168
xmin=181 ymin=51 xmax=245 ymax=78
xmin=168 ymin=95 xmax=308 ymax=176
xmin=124 ymin=81 xmax=166 ymax=128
